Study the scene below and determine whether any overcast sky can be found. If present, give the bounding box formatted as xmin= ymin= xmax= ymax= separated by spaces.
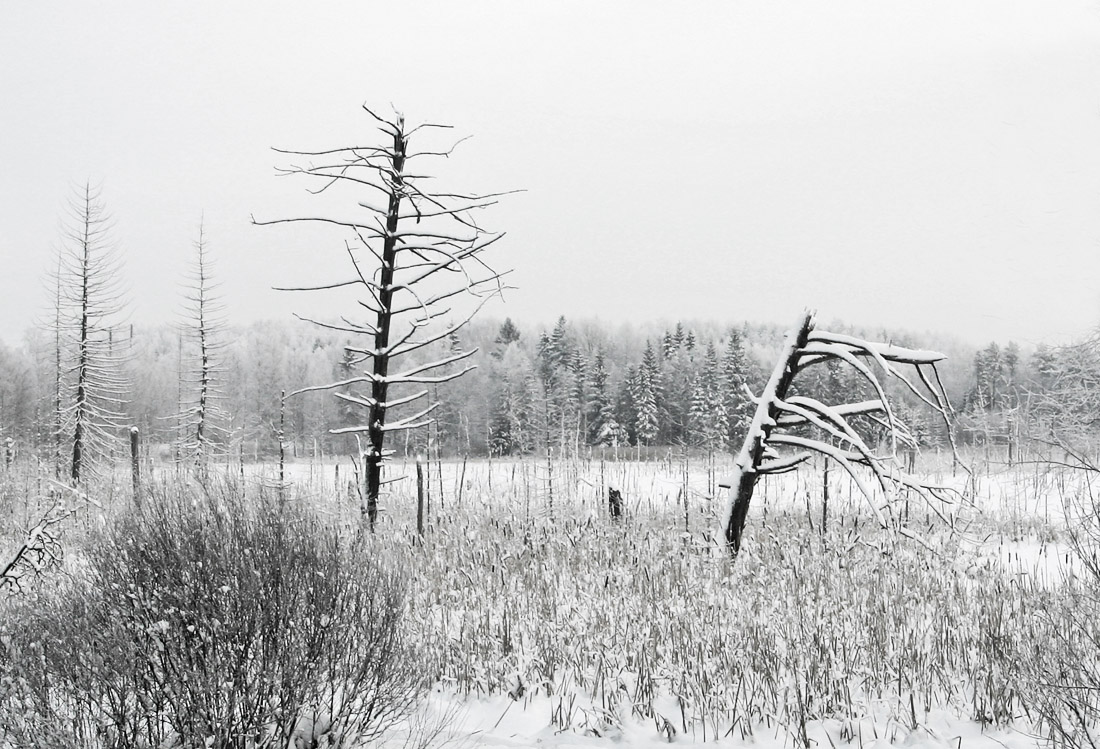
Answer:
xmin=2 ymin=1 xmax=1099 ymax=348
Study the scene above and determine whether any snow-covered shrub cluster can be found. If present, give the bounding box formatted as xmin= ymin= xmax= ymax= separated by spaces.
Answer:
xmin=0 ymin=478 xmax=424 ymax=749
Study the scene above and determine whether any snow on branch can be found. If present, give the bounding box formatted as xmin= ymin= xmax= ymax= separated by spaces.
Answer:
xmin=723 ymin=310 xmax=970 ymax=558
xmin=259 ymin=104 xmax=512 ymax=531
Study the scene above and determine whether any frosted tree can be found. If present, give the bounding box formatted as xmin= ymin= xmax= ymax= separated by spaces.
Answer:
xmin=568 ymin=350 xmax=589 ymax=449
xmin=662 ymin=330 xmax=676 ymax=359
xmin=968 ymin=343 xmax=1004 ymax=412
xmin=616 ymin=367 xmax=640 ymax=445
xmin=632 ymin=343 xmax=661 ymax=446
xmin=0 ymin=343 xmax=33 ymax=449
xmin=176 ymin=217 xmax=230 ymax=467
xmin=489 ymin=370 xmax=533 ymax=456
xmin=723 ymin=311 xmax=965 ymax=556
xmin=673 ymin=322 xmax=686 ymax=348
xmin=493 ymin=318 xmax=521 ymax=352
xmin=54 ymin=182 xmax=129 ymax=483
xmin=589 ymin=353 xmax=628 ymax=448
xmin=535 ymin=316 xmax=579 ymax=452
xmin=722 ymin=328 xmax=753 ymax=442
xmin=662 ymin=334 xmax=699 ymax=444
xmin=586 ymin=350 xmax=612 ymax=443
xmin=688 ymin=342 xmax=728 ymax=450
xmin=1024 ymin=334 xmax=1100 ymax=464
xmin=255 ymin=106 xmax=510 ymax=529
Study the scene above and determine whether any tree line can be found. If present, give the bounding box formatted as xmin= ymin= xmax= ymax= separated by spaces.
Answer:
xmin=2 ymin=299 xmax=1081 ymax=466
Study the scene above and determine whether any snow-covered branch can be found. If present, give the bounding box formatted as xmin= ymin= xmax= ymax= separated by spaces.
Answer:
xmin=723 ymin=310 xmax=968 ymax=559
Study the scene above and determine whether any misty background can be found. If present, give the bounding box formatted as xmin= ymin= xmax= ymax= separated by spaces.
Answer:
xmin=2 ymin=1 xmax=1100 ymax=348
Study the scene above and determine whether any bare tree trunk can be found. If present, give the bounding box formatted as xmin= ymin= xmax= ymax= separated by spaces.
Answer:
xmin=278 ymin=391 xmax=286 ymax=505
xmin=71 ymin=247 xmax=90 ymax=483
xmin=725 ymin=312 xmax=814 ymax=554
xmin=363 ymin=124 xmax=407 ymax=531
xmin=53 ymin=263 xmax=63 ymax=481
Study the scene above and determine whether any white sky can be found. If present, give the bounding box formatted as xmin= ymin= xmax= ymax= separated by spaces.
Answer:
xmin=2 ymin=1 xmax=1099 ymax=347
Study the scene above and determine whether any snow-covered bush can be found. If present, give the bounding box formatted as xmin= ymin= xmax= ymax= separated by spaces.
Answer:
xmin=0 ymin=477 xmax=425 ymax=748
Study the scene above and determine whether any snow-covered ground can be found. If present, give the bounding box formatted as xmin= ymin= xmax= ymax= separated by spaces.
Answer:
xmin=394 ymin=691 xmax=1041 ymax=749
xmin=151 ymin=454 xmax=1093 ymax=748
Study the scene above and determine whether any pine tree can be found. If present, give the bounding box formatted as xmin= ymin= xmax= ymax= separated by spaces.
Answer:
xmin=634 ymin=342 xmax=662 ymax=446
xmin=536 ymin=332 xmax=555 ymax=386
xmin=722 ymin=329 xmax=751 ymax=443
xmin=688 ymin=342 xmax=728 ymax=450
xmin=586 ymin=350 xmax=611 ymax=443
xmin=673 ymin=322 xmax=685 ymax=348
xmin=333 ymin=348 xmax=359 ymax=432
xmin=969 ymin=343 xmax=1004 ymax=411
xmin=662 ymin=330 xmax=676 ymax=359
xmin=661 ymin=341 xmax=697 ymax=445
xmin=568 ymin=350 xmax=589 ymax=446
xmin=488 ymin=374 xmax=519 ymax=455
xmin=549 ymin=316 xmax=571 ymax=369
xmin=616 ymin=368 xmax=639 ymax=445
xmin=587 ymin=349 xmax=628 ymax=446
xmin=492 ymin=318 xmax=521 ymax=359
xmin=1003 ymin=341 xmax=1021 ymax=408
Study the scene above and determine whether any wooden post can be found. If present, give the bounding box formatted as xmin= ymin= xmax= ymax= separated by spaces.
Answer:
xmin=130 ymin=426 xmax=141 ymax=505
xmin=416 ymin=455 xmax=425 ymax=538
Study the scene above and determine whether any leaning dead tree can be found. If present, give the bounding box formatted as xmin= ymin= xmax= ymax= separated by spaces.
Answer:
xmin=255 ymin=105 xmax=510 ymax=530
xmin=723 ymin=310 xmax=966 ymax=556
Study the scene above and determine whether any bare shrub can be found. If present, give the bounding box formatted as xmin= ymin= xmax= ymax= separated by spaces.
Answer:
xmin=1014 ymin=486 xmax=1100 ymax=749
xmin=0 ymin=477 xmax=425 ymax=748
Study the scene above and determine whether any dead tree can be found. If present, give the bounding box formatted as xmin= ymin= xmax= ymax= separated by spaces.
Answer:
xmin=176 ymin=217 xmax=229 ymax=468
xmin=54 ymin=182 xmax=129 ymax=483
xmin=255 ymin=105 xmax=510 ymax=530
xmin=723 ymin=310 xmax=966 ymax=556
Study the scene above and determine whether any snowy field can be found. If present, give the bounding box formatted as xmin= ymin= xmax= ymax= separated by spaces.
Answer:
xmin=128 ymin=451 xmax=1096 ymax=749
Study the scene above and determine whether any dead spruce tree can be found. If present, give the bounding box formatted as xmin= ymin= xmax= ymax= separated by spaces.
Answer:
xmin=175 ymin=217 xmax=229 ymax=469
xmin=255 ymin=106 xmax=510 ymax=529
xmin=723 ymin=310 xmax=967 ymax=556
xmin=54 ymin=182 xmax=129 ymax=483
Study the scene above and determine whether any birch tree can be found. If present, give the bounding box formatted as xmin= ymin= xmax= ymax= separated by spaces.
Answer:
xmin=255 ymin=106 xmax=510 ymax=529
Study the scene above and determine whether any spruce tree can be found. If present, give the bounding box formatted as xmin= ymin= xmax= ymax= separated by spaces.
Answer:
xmin=722 ymin=329 xmax=751 ymax=444
xmin=634 ymin=342 xmax=662 ymax=445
